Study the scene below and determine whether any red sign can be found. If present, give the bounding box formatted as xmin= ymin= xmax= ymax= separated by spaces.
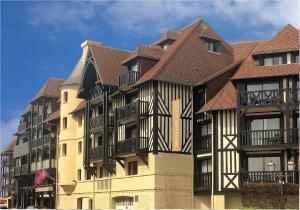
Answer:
xmin=0 ymin=200 xmax=7 ymax=204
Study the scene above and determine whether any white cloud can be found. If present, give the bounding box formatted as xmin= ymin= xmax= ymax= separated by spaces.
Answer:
xmin=26 ymin=0 xmax=299 ymax=40
xmin=0 ymin=115 xmax=19 ymax=151
xmin=102 ymin=0 xmax=299 ymax=36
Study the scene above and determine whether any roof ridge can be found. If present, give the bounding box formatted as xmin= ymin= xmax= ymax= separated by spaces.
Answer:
xmin=178 ymin=19 xmax=203 ymax=32
xmin=230 ymin=39 xmax=267 ymax=44
xmin=89 ymin=42 xmax=132 ymax=53
xmin=152 ymin=20 xmax=203 ymax=79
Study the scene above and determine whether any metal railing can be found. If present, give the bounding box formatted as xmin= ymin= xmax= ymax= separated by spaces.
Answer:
xmin=90 ymin=86 xmax=104 ymax=101
xmin=37 ymin=137 xmax=43 ymax=146
xmin=89 ymin=114 xmax=104 ymax=130
xmin=90 ymin=146 xmax=104 ymax=161
xmin=240 ymin=128 xmax=299 ymax=147
xmin=239 ymin=88 xmax=299 ymax=107
xmin=115 ymin=137 xmax=149 ymax=156
xmin=194 ymin=172 xmax=212 ymax=192
xmin=240 ymin=171 xmax=299 ymax=184
xmin=119 ymin=71 xmax=140 ymax=88
xmin=116 ymin=100 xmax=148 ymax=122
xmin=15 ymin=164 xmax=28 ymax=176
xmin=194 ymin=135 xmax=212 ymax=153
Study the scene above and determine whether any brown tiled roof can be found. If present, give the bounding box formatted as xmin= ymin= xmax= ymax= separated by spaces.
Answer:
xmin=89 ymin=44 xmax=131 ymax=86
xmin=122 ymin=45 xmax=164 ymax=64
xmin=43 ymin=110 xmax=60 ymax=123
xmin=70 ymin=101 xmax=86 ymax=114
xmin=154 ymin=31 xmax=181 ymax=44
xmin=2 ymin=138 xmax=17 ymax=153
xmin=198 ymin=81 xmax=236 ymax=113
xmin=230 ymin=41 xmax=259 ymax=62
xmin=253 ymin=24 xmax=299 ymax=55
xmin=31 ymin=78 xmax=64 ymax=102
xmin=232 ymin=24 xmax=299 ymax=80
xmin=135 ymin=19 xmax=234 ymax=86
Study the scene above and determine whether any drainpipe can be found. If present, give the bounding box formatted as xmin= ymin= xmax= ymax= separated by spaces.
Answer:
xmin=211 ymin=112 xmax=214 ymax=210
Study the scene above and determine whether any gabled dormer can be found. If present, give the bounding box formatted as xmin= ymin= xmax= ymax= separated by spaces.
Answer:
xmin=155 ymin=31 xmax=179 ymax=50
xmin=119 ymin=45 xmax=164 ymax=89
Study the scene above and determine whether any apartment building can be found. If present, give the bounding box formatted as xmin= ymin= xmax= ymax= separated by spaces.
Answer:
xmin=0 ymin=139 xmax=16 ymax=208
xmin=13 ymin=78 xmax=63 ymax=208
xmin=13 ymin=19 xmax=298 ymax=209
xmin=194 ymin=24 xmax=299 ymax=208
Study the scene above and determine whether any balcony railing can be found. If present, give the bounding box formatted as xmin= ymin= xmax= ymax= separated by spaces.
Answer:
xmin=194 ymin=172 xmax=212 ymax=192
xmin=116 ymin=100 xmax=148 ymax=122
xmin=119 ymin=71 xmax=140 ymax=88
xmin=194 ymin=135 xmax=212 ymax=153
xmin=240 ymin=171 xmax=299 ymax=184
xmin=32 ymin=115 xmax=43 ymax=125
xmin=90 ymin=146 xmax=104 ymax=161
xmin=238 ymin=88 xmax=299 ymax=107
xmin=115 ymin=137 xmax=149 ymax=156
xmin=90 ymin=86 xmax=103 ymax=101
xmin=89 ymin=114 xmax=104 ymax=131
xmin=37 ymin=137 xmax=43 ymax=146
xmin=240 ymin=128 xmax=299 ymax=147
xmin=18 ymin=121 xmax=30 ymax=132
xmin=15 ymin=164 xmax=28 ymax=176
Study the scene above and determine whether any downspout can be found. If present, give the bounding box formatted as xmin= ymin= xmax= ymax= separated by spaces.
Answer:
xmin=211 ymin=111 xmax=214 ymax=209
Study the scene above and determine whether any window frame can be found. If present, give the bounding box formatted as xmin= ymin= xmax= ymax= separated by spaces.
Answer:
xmin=62 ymin=143 xmax=67 ymax=156
xmin=127 ymin=161 xmax=138 ymax=176
xmin=63 ymin=91 xmax=68 ymax=103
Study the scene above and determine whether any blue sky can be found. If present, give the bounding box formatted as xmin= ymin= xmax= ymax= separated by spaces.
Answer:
xmin=1 ymin=0 xmax=299 ymax=150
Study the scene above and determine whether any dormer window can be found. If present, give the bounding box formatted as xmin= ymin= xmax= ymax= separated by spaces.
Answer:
xmin=130 ymin=61 xmax=139 ymax=72
xmin=159 ymin=39 xmax=174 ymax=50
xmin=204 ymin=39 xmax=218 ymax=52
xmin=260 ymin=54 xmax=287 ymax=66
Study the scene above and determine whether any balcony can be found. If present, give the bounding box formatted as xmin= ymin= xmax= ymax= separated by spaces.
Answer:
xmin=90 ymin=146 xmax=104 ymax=161
xmin=238 ymin=88 xmax=299 ymax=108
xmin=13 ymin=142 xmax=29 ymax=158
xmin=32 ymin=115 xmax=43 ymax=125
xmin=119 ymin=71 xmax=140 ymax=89
xmin=18 ymin=121 xmax=30 ymax=133
xmin=240 ymin=171 xmax=299 ymax=184
xmin=194 ymin=135 xmax=212 ymax=154
xmin=240 ymin=128 xmax=299 ymax=150
xmin=116 ymin=100 xmax=148 ymax=124
xmin=89 ymin=115 xmax=104 ymax=132
xmin=15 ymin=164 xmax=28 ymax=176
xmin=90 ymin=86 xmax=103 ymax=102
xmin=194 ymin=172 xmax=212 ymax=193
xmin=115 ymin=137 xmax=149 ymax=157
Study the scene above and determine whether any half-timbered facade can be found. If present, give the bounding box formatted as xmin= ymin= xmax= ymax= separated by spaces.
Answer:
xmin=196 ymin=24 xmax=299 ymax=208
xmin=13 ymin=78 xmax=63 ymax=208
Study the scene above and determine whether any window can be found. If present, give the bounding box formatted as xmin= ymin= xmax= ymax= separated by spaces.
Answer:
xmin=77 ymin=169 xmax=81 ymax=181
xmin=98 ymin=166 xmax=109 ymax=178
xmin=130 ymin=61 xmax=139 ymax=72
xmin=62 ymin=143 xmax=67 ymax=156
xmin=249 ymin=118 xmax=280 ymax=131
xmin=200 ymin=123 xmax=211 ymax=136
xmin=204 ymin=39 xmax=218 ymax=52
xmin=78 ymin=114 xmax=83 ymax=127
xmin=125 ymin=125 xmax=137 ymax=140
xmin=128 ymin=161 xmax=138 ymax=175
xmin=78 ymin=141 xmax=82 ymax=154
xmin=85 ymin=170 xmax=91 ymax=180
xmin=160 ymin=39 xmax=174 ymax=50
xmin=261 ymin=54 xmax=287 ymax=66
xmin=246 ymin=82 xmax=279 ymax=92
xmin=291 ymin=52 xmax=299 ymax=63
xmin=63 ymin=92 xmax=68 ymax=103
xmin=199 ymin=159 xmax=212 ymax=173
xmin=63 ymin=117 xmax=67 ymax=129
xmin=248 ymin=156 xmax=281 ymax=171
